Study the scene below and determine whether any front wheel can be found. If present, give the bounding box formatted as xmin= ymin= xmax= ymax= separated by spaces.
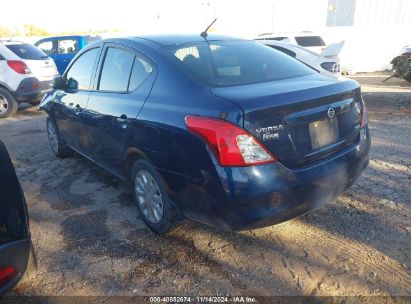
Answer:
xmin=131 ymin=159 xmax=176 ymax=234
xmin=46 ymin=117 xmax=72 ymax=158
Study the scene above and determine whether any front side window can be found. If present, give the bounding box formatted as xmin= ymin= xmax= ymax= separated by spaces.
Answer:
xmin=99 ymin=47 xmax=153 ymax=92
xmin=164 ymin=40 xmax=315 ymax=87
xmin=36 ymin=41 xmax=54 ymax=55
xmin=58 ymin=39 xmax=79 ymax=54
xmin=65 ymin=48 xmax=99 ymax=90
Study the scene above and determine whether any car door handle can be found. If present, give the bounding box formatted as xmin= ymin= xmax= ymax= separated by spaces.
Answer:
xmin=117 ymin=114 xmax=128 ymax=129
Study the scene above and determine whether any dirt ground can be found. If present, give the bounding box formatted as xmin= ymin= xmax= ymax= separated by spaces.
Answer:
xmin=1 ymin=73 xmax=410 ymax=299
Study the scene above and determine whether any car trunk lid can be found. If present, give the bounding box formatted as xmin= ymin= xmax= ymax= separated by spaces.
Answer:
xmin=211 ymin=74 xmax=362 ymax=168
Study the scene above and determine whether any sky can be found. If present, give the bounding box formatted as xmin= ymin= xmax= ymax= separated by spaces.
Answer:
xmin=0 ymin=0 xmax=329 ymax=38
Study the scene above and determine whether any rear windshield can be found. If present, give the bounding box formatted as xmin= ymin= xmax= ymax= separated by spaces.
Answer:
xmin=295 ymin=36 xmax=325 ymax=47
xmin=6 ymin=44 xmax=48 ymax=60
xmin=164 ymin=40 xmax=315 ymax=87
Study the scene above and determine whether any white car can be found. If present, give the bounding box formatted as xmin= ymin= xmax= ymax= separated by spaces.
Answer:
xmin=257 ymin=40 xmax=344 ymax=77
xmin=0 ymin=40 xmax=59 ymax=118
xmin=256 ymin=32 xmax=327 ymax=54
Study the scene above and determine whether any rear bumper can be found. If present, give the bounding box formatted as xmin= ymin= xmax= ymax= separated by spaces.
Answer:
xmin=14 ymin=77 xmax=55 ymax=103
xmin=166 ymin=127 xmax=370 ymax=231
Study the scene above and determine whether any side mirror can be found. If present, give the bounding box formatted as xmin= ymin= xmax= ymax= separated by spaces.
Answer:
xmin=53 ymin=76 xmax=64 ymax=90
xmin=67 ymin=77 xmax=79 ymax=91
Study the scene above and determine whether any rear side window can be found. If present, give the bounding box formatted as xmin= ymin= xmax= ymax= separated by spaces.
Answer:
xmin=165 ymin=40 xmax=315 ymax=87
xmin=66 ymin=48 xmax=100 ymax=90
xmin=99 ymin=47 xmax=153 ymax=92
xmin=6 ymin=44 xmax=48 ymax=60
xmin=295 ymin=36 xmax=325 ymax=47
xmin=128 ymin=57 xmax=153 ymax=91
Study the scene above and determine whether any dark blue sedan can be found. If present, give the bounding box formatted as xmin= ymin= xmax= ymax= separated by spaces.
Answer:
xmin=40 ymin=35 xmax=370 ymax=234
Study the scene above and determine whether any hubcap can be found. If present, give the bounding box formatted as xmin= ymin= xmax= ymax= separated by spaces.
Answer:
xmin=0 ymin=94 xmax=9 ymax=114
xmin=134 ymin=170 xmax=164 ymax=224
xmin=47 ymin=121 xmax=59 ymax=153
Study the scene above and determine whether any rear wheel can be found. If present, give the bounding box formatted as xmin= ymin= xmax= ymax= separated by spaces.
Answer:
xmin=46 ymin=117 xmax=72 ymax=158
xmin=0 ymin=88 xmax=18 ymax=118
xmin=131 ymin=159 xmax=175 ymax=234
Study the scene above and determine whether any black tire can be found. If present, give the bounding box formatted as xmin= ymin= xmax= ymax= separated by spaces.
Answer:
xmin=404 ymin=73 xmax=411 ymax=82
xmin=131 ymin=159 xmax=175 ymax=234
xmin=46 ymin=117 xmax=72 ymax=158
xmin=0 ymin=87 xmax=18 ymax=118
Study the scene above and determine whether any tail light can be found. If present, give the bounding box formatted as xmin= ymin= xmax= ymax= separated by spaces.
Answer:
xmin=0 ymin=266 xmax=17 ymax=286
xmin=7 ymin=60 xmax=31 ymax=74
xmin=360 ymin=97 xmax=367 ymax=128
xmin=185 ymin=115 xmax=278 ymax=166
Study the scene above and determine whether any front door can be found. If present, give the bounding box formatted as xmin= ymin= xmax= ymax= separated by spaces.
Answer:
xmin=85 ymin=44 xmax=156 ymax=174
xmin=53 ymin=46 xmax=101 ymax=154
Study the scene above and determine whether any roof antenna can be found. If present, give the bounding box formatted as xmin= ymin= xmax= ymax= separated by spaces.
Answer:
xmin=200 ymin=18 xmax=217 ymax=39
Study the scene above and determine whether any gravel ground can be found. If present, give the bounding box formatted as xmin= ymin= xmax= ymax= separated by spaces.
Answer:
xmin=0 ymin=74 xmax=410 ymax=298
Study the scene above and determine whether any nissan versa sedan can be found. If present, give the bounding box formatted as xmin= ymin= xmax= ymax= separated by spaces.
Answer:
xmin=40 ymin=35 xmax=370 ymax=234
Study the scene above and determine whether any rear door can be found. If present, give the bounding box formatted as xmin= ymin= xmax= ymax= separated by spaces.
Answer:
xmin=52 ymin=46 xmax=102 ymax=154
xmin=0 ymin=141 xmax=30 ymax=295
xmin=85 ymin=43 xmax=156 ymax=174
